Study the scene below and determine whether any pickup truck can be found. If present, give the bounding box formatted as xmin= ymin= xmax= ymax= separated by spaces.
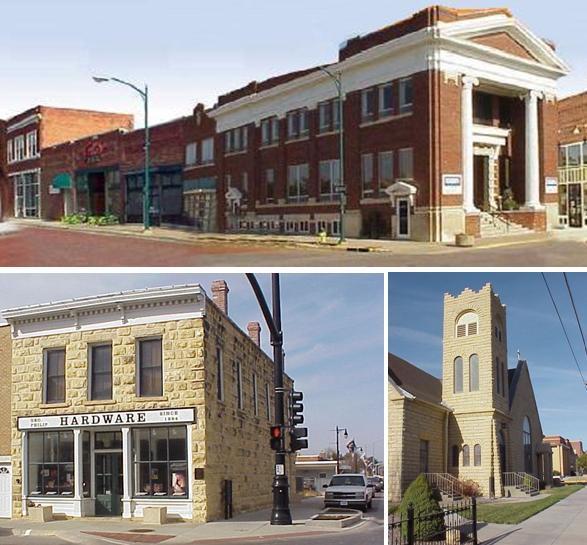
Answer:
xmin=323 ymin=473 xmax=374 ymax=511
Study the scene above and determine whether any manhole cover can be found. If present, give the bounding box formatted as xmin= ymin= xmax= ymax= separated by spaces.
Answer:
xmin=128 ymin=529 xmax=155 ymax=533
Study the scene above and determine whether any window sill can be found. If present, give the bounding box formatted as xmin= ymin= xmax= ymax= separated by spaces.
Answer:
xmin=133 ymin=396 xmax=169 ymax=402
xmin=285 ymin=136 xmax=310 ymax=145
xmin=360 ymin=112 xmax=413 ymax=128
xmin=224 ymin=150 xmax=247 ymax=158
xmin=184 ymin=162 xmax=215 ymax=170
xmin=39 ymin=402 xmax=71 ymax=409
xmin=259 ymin=143 xmax=279 ymax=150
xmin=83 ymin=399 xmax=117 ymax=406
xmin=317 ymin=130 xmax=341 ymax=138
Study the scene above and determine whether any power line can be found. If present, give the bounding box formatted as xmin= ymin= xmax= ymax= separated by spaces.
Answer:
xmin=541 ymin=273 xmax=587 ymax=390
xmin=563 ymin=272 xmax=587 ymax=364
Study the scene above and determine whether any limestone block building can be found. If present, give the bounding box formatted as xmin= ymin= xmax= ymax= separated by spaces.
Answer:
xmin=389 ymin=284 xmax=552 ymax=503
xmin=3 ymin=281 xmax=294 ymax=521
xmin=0 ymin=325 xmax=11 ymax=518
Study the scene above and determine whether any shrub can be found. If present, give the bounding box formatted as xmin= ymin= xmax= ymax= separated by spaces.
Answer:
xmin=501 ymin=188 xmax=519 ymax=211
xmin=553 ymin=470 xmax=560 ymax=476
xmin=399 ymin=474 xmax=445 ymax=540
xmin=461 ymin=479 xmax=481 ymax=498
xmin=61 ymin=213 xmax=88 ymax=225
xmin=61 ymin=213 xmax=119 ymax=226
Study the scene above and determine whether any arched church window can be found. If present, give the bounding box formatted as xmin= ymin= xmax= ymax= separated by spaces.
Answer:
xmin=523 ymin=417 xmax=532 ymax=473
xmin=463 ymin=445 xmax=470 ymax=467
xmin=451 ymin=445 xmax=459 ymax=467
xmin=454 ymin=357 xmax=463 ymax=393
xmin=469 ymin=354 xmax=479 ymax=391
xmin=456 ymin=311 xmax=479 ymax=338
xmin=474 ymin=444 xmax=482 ymax=466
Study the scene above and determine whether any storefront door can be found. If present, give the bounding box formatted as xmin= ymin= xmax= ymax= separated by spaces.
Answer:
xmin=95 ymin=452 xmax=123 ymax=516
xmin=568 ymin=183 xmax=583 ymax=228
xmin=397 ymin=198 xmax=410 ymax=239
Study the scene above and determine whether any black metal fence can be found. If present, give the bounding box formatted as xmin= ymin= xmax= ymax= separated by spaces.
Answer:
xmin=389 ymin=498 xmax=478 ymax=545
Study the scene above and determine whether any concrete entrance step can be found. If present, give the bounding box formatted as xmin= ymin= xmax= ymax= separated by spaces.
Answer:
xmin=480 ymin=212 xmax=533 ymax=238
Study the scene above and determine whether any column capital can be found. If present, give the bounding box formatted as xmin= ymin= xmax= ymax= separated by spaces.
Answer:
xmin=461 ymin=76 xmax=480 ymax=89
xmin=521 ymin=89 xmax=544 ymax=102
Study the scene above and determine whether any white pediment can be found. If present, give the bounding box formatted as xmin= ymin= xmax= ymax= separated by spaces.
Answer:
xmin=385 ymin=181 xmax=418 ymax=205
xmin=438 ymin=15 xmax=570 ymax=75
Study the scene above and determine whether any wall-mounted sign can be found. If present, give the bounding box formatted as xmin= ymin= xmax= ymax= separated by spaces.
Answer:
xmin=84 ymin=141 xmax=105 ymax=164
xmin=443 ymin=174 xmax=463 ymax=195
xmin=17 ymin=408 xmax=195 ymax=430
xmin=545 ymin=177 xmax=558 ymax=194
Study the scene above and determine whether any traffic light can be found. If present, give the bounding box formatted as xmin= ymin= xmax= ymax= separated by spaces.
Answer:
xmin=289 ymin=390 xmax=308 ymax=451
xmin=290 ymin=391 xmax=304 ymax=425
xmin=290 ymin=426 xmax=308 ymax=452
xmin=270 ymin=425 xmax=282 ymax=451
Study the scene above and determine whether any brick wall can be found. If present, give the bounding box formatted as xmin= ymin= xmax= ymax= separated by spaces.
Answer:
xmin=558 ymin=91 xmax=587 ymax=145
xmin=0 ymin=120 xmax=8 ymax=219
xmin=0 ymin=326 xmax=11 ymax=457
xmin=39 ymin=107 xmax=133 ymax=149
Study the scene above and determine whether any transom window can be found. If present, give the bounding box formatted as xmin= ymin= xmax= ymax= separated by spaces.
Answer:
xmin=456 ymin=311 xmax=479 ymax=337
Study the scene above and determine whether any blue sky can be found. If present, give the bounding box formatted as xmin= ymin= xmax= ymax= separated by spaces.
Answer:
xmin=1 ymin=1 xmax=586 ymax=124
xmin=389 ymin=272 xmax=587 ymax=442
xmin=0 ymin=272 xmax=385 ymax=460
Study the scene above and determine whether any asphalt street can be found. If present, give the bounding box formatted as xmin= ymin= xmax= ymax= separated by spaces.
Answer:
xmin=1 ymin=226 xmax=587 ymax=266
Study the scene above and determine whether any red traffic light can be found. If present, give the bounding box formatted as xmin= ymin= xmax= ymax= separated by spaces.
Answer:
xmin=270 ymin=426 xmax=282 ymax=439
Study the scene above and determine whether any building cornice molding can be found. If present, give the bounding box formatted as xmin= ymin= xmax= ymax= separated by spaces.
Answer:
xmin=7 ymin=114 xmax=42 ymax=133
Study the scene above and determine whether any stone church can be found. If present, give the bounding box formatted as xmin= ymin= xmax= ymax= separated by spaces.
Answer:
xmin=388 ymin=284 xmax=553 ymax=503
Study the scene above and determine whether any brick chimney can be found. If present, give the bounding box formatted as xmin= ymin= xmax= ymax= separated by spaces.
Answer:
xmin=247 ymin=322 xmax=261 ymax=347
xmin=211 ymin=280 xmax=229 ymax=314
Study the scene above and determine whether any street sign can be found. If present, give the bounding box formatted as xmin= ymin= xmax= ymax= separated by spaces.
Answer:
xmin=276 ymin=464 xmax=285 ymax=476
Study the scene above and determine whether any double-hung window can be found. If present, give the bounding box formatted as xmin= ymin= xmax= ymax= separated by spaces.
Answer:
xmin=261 ymin=119 xmax=272 ymax=145
xmin=399 ymin=78 xmax=413 ymax=114
xmin=398 ymin=148 xmax=414 ymax=180
xmin=287 ymin=109 xmax=309 ymax=140
xmin=138 ymin=338 xmax=163 ymax=397
xmin=287 ymin=164 xmax=309 ymax=203
xmin=379 ymin=83 xmax=394 ymax=117
xmin=319 ymin=102 xmax=332 ymax=133
xmin=361 ymin=154 xmax=374 ymax=197
xmin=201 ymin=138 xmax=214 ymax=164
xmin=26 ymin=130 xmax=38 ymax=158
xmin=44 ymin=348 xmax=65 ymax=404
xmin=378 ymin=151 xmax=394 ymax=193
xmin=319 ymin=159 xmax=341 ymax=201
xmin=265 ymin=168 xmax=275 ymax=203
xmin=361 ymin=89 xmax=375 ymax=121
xmin=185 ymin=142 xmax=197 ymax=166
xmin=90 ymin=344 xmax=112 ymax=401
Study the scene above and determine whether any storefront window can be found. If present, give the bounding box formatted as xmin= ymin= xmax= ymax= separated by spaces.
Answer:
xmin=132 ymin=427 xmax=187 ymax=498
xmin=28 ymin=431 xmax=74 ymax=496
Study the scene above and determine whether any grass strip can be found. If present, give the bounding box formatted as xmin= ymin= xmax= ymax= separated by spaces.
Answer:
xmin=476 ymin=484 xmax=584 ymax=524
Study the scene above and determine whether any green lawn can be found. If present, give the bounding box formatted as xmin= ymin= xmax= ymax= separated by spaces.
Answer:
xmin=476 ymin=485 xmax=584 ymax=524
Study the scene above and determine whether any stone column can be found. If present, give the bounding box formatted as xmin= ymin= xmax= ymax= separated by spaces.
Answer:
xmin=524 ymin=90 xmax=544 ymax=210
xmin=122 ymin=427 xmax=132 ymax=518
xmin=462 ymin=76 xmax=480 ymax=214
xmin=21 ymin=431 xmax=28 ymax=517
xmin=73 ymin=429 xmax=83 ymax=516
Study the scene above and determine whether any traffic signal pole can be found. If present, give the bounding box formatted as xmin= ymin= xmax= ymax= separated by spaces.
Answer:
xmin=246 ymin=274 xmax=293 ymax=525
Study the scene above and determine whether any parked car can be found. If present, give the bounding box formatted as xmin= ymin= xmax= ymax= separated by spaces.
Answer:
xmin=323 ymin=473 xmax=374 ymax=511
xmin=368 ymin=476 xmax=383 ymax=493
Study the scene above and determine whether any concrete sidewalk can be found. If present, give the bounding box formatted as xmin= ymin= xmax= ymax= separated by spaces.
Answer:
xmin=0 ymin=497 xmax=369 ymax=544
xmin=6 ymin=218 xmax=557 ymax=255
xmin=478 ymin=486 xmax=587 ymax=545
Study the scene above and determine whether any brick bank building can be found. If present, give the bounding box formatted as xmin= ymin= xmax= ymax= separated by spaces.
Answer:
xmin=0 ymin=6 xmax=571 ymax=241
xmin=2 ymin=281 xmax=294 ymax=521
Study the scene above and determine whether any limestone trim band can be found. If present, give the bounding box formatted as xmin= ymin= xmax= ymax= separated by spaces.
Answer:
xmin=17 ymin=408 xmax=196 ymax=431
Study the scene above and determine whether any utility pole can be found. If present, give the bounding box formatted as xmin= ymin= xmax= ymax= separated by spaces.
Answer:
xmin=246 ymin=274 xmax=292 ymax=525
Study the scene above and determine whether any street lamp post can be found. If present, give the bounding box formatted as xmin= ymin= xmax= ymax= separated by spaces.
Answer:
xmin=335 ymin=426 xmax=348 ymax=474
xmin=246 ymin=273 xmax=292 ymax=525
xmin=92 ymin=76 xmax=151 ymax=230
xmin=319 ymin=67 xmax=346 ymax=244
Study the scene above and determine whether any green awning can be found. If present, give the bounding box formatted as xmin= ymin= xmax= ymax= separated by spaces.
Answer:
xmin=52 ymin=173 xmax=72 ymax=189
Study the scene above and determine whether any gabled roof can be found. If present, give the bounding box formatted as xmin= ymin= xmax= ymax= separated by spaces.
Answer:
xmin=389 ymin=353 xmax=442 ymax=406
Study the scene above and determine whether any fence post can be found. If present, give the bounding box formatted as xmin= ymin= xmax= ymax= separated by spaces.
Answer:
xmin=472 ymin=496 xmax=478 ymax=545
xmin=407 ymin=502 xmax=415 ymax=545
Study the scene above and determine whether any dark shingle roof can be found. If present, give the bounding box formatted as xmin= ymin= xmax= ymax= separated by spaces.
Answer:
xmin=388 ymin=353 xmax=442 ymax=405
